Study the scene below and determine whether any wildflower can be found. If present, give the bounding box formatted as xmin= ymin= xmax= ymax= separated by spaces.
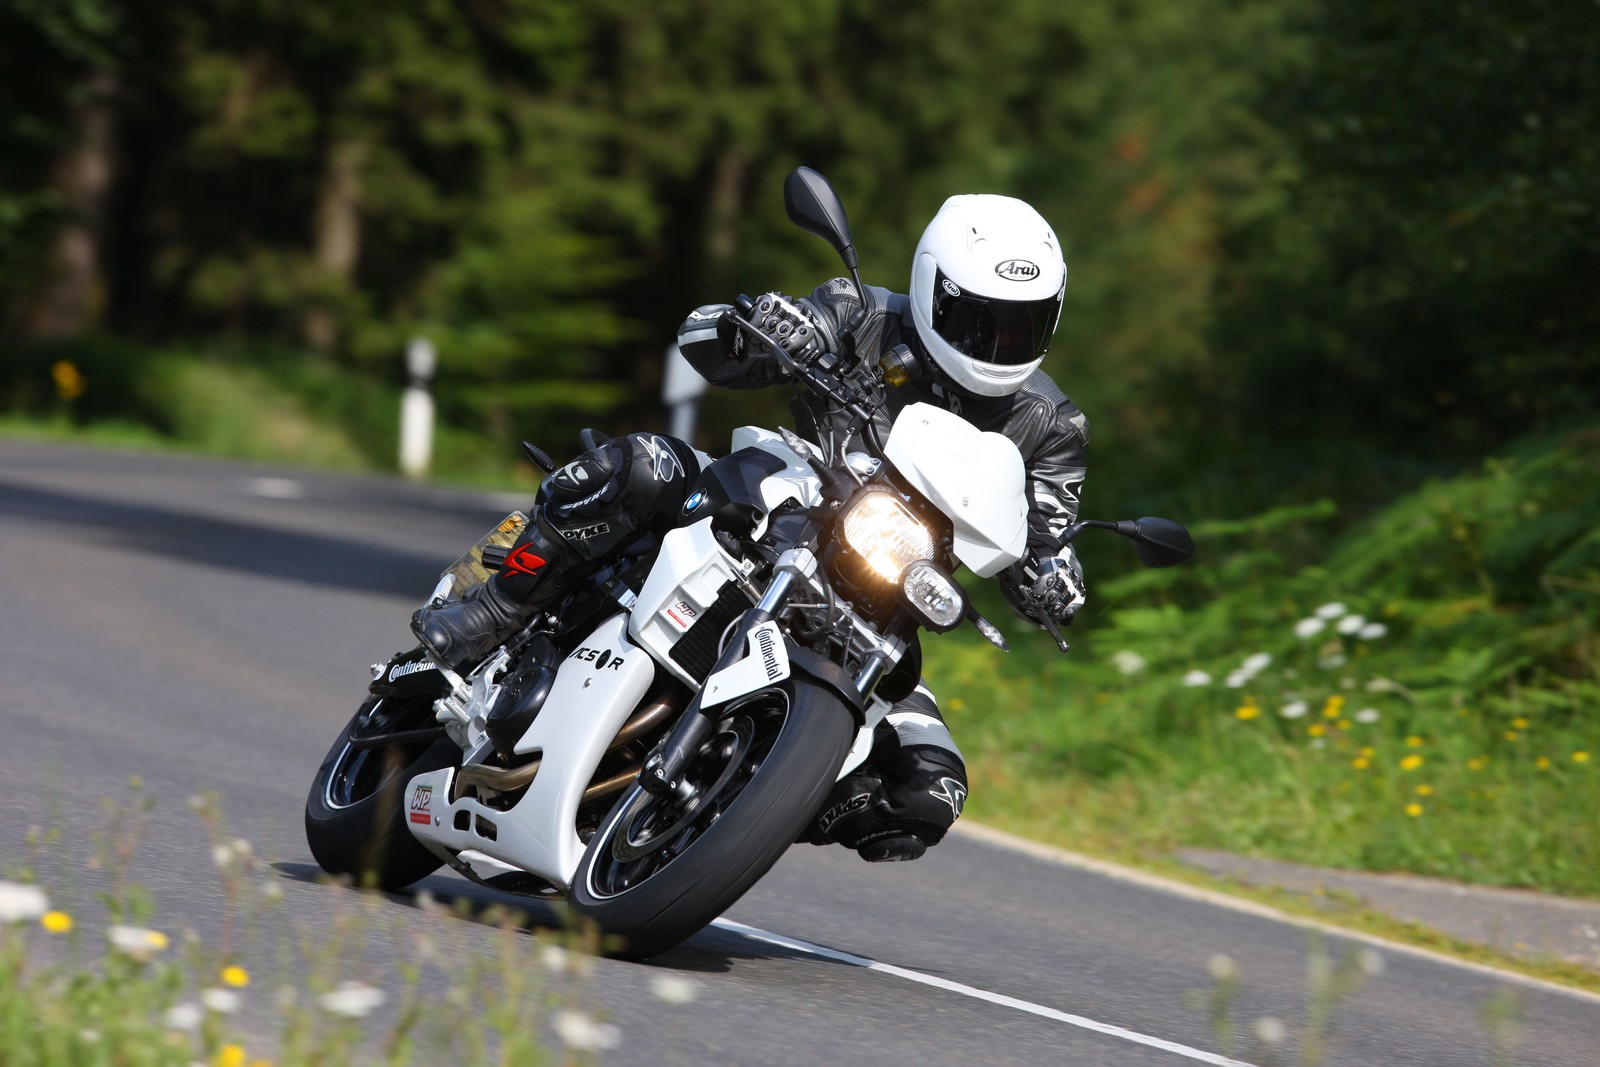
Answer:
xmin=0 ymin=881 xmax=49 ymax=924
xmin=221 ymin=965 xmax=250 ymax=988
xmin=108 ymin=924 xmax=169 ymax=961
xmin=1242 ymin=652 xmax=1272 ymax=674
xmin=1314 ymin=602 xmax=1347 ymax=620
xmin=1354 ymin=707 xmax=1381 ymax=724
xmin=1254 ymin=1017 xmax=1287 ymax=1045
xmin=201 ymin=988 xmax=241 ymax=1015
xmin=1181 ymin=670 xmax=1212 ymax=687
xmin=1336 ymin=614 xmax=1366 ymax=634
xmin=1337 ymin=719 xmax=1353 ymax=730
xmin=1280 ymin=700 xmax=1308 ymax=719
xmin=1235 ymin=698 xmax=1261 ymax=721
xmin=553 ymin=1010 xmax=621 ymax=1051
xmin=1207 ymin=954 xmax=1238 ymax=981
xmin=1405 ymin=735 xmax=1424 ymax=747
xmin=1294 ymin=618 xmax=1326 ymax=639
xmin=212 ymin=844 xmax=235 ymax=868
xmin=1308 ymin=723 xmax=1327 ymax=738
xmin=1535 ymin=757 xmax=1551 ymax=771
xmin=1511 ymin=717 xmax=1529 ymax=730
xmin=1467 ymin=756 xmax=1487 ymax=771
xmin=1318 ymin=652 xmax=1347 ymax=670
xmin=1224 ymin=671 xmax=1251 ymax=688
xmin=1415 ymin=785 xmax=1434 ymax=796
xmin=165 ymin=1003 xmax=202 ymax=1033
xmin=1352 ymin=757 xmax=1370 ymax=770
xmin=1358 ymin=948 xmax=1385 ymax=976
xmin=1575 ymin=752 xmax=1591 ymax=764
xmin=1400 ymin=754 xmax=1424 ymax=771
xmin=320 ymin=981 xmax=386 ymax=1019
xmin=1405 ymin=803 xmax=1424 ymax=817
xmin=652 ymin=975 xmax=699 ymax=1004
xmin=41 ymin=911 xmax=73 ymax=934
xmin=1357 ymin=622 xmax=1388 ymax=640
xmin=1322 ymin=696 xmax=1345 ymax=718
xmin=1360 ymin=746 xmax=1375 ymax=758
xmin=540 ymin=945 xmax=569 ymax=973
xmin=261 ymin=882 xmax=284 ymax=903
xmin=1111 ymin=650 xmax=1147 ymax=675
xmin=1504 ymin=730 xmax=1519 ymax=742
xmin=216 ymin=1046 xmax=247 ymax=1067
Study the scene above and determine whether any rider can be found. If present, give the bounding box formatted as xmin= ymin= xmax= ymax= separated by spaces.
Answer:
xmin=411 ymin=192 xmax=1089 ymax=863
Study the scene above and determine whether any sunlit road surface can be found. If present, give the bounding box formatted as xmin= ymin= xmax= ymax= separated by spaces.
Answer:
xmin=2 ymin=437 xmax=1596 ymax=1066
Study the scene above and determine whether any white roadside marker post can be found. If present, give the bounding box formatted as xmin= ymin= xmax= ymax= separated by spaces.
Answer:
xmin=662 ymin=342 xmax=708 ymax=444
xmin=400 ymin=336 xmax=436 ymax=480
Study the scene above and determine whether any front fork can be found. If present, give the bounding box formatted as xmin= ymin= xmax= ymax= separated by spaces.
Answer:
xmin=638 ymin=548 xmax=815 ymax=799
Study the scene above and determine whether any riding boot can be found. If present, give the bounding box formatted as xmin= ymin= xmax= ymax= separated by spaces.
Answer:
xmin=410 ymin=514 xmax=577 ymax=671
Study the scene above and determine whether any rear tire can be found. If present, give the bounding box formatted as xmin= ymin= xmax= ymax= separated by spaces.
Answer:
xmin=304 ymin=694 xmax=459 ymax=891
xmin=571 ymin=683 xmax=854 ymax=960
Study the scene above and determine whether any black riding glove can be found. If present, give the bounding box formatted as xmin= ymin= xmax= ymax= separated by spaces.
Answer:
xmin=721 ymin=291 xmax=826 ymax=363
xmin=1002 ymin=547 xmax=1087 ymax=627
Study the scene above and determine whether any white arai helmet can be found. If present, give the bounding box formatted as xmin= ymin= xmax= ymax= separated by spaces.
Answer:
xmin=909 ymin=194 xmax=1066 ymax=397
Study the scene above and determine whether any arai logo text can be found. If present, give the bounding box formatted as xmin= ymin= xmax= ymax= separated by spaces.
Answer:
xmin=994 ymin=258 xmax=1040 ymax=281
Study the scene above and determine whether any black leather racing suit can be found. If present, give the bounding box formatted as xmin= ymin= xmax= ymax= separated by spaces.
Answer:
xmin=676 ymin=278 xmax=1091 ymax=861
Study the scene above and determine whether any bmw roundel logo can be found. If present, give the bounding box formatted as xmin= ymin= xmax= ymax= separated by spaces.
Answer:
xmin=682 ymin=489 xmax=709 ymax=515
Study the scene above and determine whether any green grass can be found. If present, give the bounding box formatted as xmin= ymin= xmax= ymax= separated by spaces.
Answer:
xmin=933 ymin=425 xmax=1600 ymax=899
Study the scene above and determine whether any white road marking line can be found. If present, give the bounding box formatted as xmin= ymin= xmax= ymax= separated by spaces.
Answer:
xmin=712 ymin=918 xmax=1255 ymax=1067
xmin=953 ymin=821 xmax=1600 ymax=1008
xmin=247 ymin=477 xmax=304 ymax=500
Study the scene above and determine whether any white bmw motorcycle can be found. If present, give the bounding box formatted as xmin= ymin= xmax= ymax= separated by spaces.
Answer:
xmin=304 ymin=168 xmax=1193 ymax=960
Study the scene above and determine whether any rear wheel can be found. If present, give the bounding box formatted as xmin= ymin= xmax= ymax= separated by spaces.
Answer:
xmin=304 ymin=694 xmax=459 ymax=891
xmin=571 ymin=683 xmax=854 ymax=960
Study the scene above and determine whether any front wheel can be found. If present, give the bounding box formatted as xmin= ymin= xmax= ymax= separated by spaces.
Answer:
xmin=571 ymin=684 xmax=855 ymax=960
xmin=304 ymin=693 xmax=460 ymax=891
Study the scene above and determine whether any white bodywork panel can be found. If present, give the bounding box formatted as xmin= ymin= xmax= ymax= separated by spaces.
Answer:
xmin=883 ymin=402 xmax=1028 ymax=577
xmin=730 ymin=425 xmax=824 ymax=536
xmin=405 ymin=613 xmax=654 ymax=886
xmin=629 ymin=518 xmax=746 ymax=687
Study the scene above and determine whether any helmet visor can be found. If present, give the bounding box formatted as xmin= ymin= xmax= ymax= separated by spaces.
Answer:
xmin=931 ymin=269 xmax=1062 ymax=367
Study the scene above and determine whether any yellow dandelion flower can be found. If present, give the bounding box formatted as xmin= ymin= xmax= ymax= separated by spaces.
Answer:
xmin=215 ymin=1044 xmax=247 ymax=1067
xmin=1405 ymin=735 xmax=1424 ymax=747
xmin=41 ymin=911 xmax=72 ymax=934
xmin=948 ymin=698 xmax=966 ymax=712
xmin=221 ymin=965 xmax=250 ymax=988
xmin=51 ymin=360 xmax=87 ymax=400
xmin=1337 ymin=719 xmax=1353 ymax=730
xmin=1504 ymin=730 xmax=1519 ymax=742
xmin=1322 ymin=696 xmax=1345 ymax=719
xmin=1235 ymin=704 xmax=1260 ymax=721
xmin=1466 ymin=756 xmax=1486 ymax=771
xmin=1415 ymin=784 xmax=1434 ymax=796
xmin=1511 ymin=717 xmax=1529 ymax=729
xmin=1308 ymin=723 xmax=1327 ymax=738
xmin=1574 ymin=751 xmax=1591 ymax=764
xmin=1400 ymin=754 xmax=1424 ymax=771
xmin=1352 ymin=757 xmax=1370 ymax=771
xmin=1535 ymin=757 xmax=1551 ymax=770
xmin=1360 ymin=746 xmax=1375 ymax=758
xmin=1405 ymin=803 xmax=1424 ymax=817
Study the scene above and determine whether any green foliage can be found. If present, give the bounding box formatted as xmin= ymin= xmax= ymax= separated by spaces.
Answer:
xmin=934 ymin=427 xmax=1600 ymax=895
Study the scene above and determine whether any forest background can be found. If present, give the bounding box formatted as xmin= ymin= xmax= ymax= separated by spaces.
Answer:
xmin=2 ymin=0 xmax=1598 ymax=910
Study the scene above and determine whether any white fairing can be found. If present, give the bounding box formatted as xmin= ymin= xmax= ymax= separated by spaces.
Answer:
xmin=405 ymin=613 xmax=654 ymax=885
xmin=883 ymin=402 xmax=1028 ymax=577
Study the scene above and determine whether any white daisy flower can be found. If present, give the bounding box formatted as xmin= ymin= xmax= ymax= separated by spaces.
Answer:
xmin=200 ymin=988 xmax=240 ymax=1015
xmin=1224 ymin=671 xmax=1250 ymax=689
xmin=1354 ymin=708 xmax=1381 ymax=724
xmin=1314 ymin=602 xmax=1348 ymax=619
xmin=1111 ymin=650 xmax=1147 ymax=675
xmin=319 ymin=981 xmax=386 ymax=1019
xmin=1336 ymin=614 xmax=1366 ymax=634
xmin=1358 ymin=622 xmax=1388 ymax=640
xmin=1294 ymin=617 xmax=1326 ymax=639
xmin=553 ymin=1010 xmax=621 ymax=1051
xmin=1280 ymin=701 xmax=1309 ymax=719
xmin=1254 ymin=1017 xmax=1287 ymax=1045
xmin=0 ymin=881 xmax=49 ymax=924
xmin=651 ymin=975 xmax=699 ymax=1005
xmin=1181 ymin=670 xmax=1212 ymax=687
xmin=107 ymin=924 xmax=170 ymax=961
xmin=164 ymin=1003 xmax=202 ymax=1033
xmin=1242 ymin=652 xmax=1272 ymax=673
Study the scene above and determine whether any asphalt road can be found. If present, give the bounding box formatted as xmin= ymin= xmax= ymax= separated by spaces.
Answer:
xmin=2 ymin=437 xmax=1596 ymax=1066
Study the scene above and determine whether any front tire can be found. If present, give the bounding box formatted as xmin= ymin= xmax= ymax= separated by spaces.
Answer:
xmin=571 ymin=684 xmax=855 ymax=960
xmin=304 ymin=694 xmax=459 ymax=891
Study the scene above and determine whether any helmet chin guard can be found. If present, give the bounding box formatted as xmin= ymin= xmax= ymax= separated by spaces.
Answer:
xmin=909 ymin=195 xmax=1066 ymax=398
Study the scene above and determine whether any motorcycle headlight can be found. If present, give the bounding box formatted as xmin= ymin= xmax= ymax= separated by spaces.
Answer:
xmin=901 ymin=561 xmax=966 ymax=632
xmin=839 ymin=489 xmax=936 ymax=583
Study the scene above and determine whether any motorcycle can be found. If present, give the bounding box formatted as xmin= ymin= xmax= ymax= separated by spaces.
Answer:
xmin=304 ymin=167 xmax=1194 ymax=960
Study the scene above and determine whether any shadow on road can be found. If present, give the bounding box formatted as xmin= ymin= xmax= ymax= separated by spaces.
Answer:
xmin=1 ymin=481 xmax=448 ymax=598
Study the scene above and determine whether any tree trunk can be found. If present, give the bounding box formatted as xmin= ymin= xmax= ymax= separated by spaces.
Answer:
xmin=303 ymin=133 xmax=367 ymax=353
xmin=27 ymin=71 xmax=118 ymax=341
